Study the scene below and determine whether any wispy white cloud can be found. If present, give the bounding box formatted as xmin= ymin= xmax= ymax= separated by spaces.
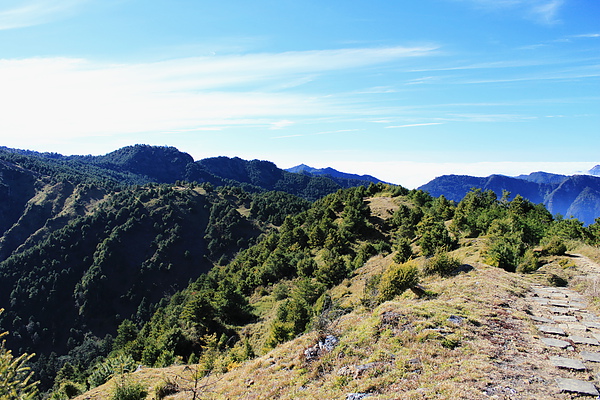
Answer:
xmin=405 ymin=76 xmax=442 ymax=85
xmin=443 ymin=113 xmax=536 ymax=122
xmin=410 ymin=57 xmax=575 ymax=73
xmin=355 ymin=86 xmax=398 ymax=94
xmin=269 ymin=120 xmax=295 ymax=130
xmin=313 ymin=129 xmax=361 ymax=135
xmin=410 ymin=57 xmax=600 ymax=86
xmin=0 ymin=46 xmax=437 ymax=142
xmin=272 ymin=134 xmax=305 ymax=139
xmin=458 ymin=64 xmax=600 ymax=84
xmin=533 ymin=0 xmax=564 ymax=24
xmin=457 ymin=0 xmax=565 ymax=24
xmin=571 ymin=33 xmax=600 ymax=39
xmin=0 ymin=0 xmax=88 ymax=30
xmin=271 ymin=128 xmax=361 ymax=139
xmin=385 ymin=122 xmax=444 ymax=128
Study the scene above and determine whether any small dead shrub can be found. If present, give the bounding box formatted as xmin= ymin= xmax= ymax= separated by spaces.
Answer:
xmin=548 ymin=273 xmax=568 ymax=287
xmin=155 ymin=379 xmax=180 ymax=400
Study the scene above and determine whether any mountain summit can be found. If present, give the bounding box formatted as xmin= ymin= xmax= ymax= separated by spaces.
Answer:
xmin=286 ymin=164 xmax=387 ymax=185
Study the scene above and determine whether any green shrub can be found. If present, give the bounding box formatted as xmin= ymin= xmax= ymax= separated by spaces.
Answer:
xmin=266 ymin=321 xmax=294 ymax=348
xmin=393 ymin=236 xmax=413 ymax=264
xmin=440 ymin=334 xmax=461 ymax=349
xmin=88 ymin=354 xmax=138 ymax=388
xmin=516 ymin=249 xmax=540 ymax=274
xmin=361 ymin=274 xmax=381 ymax=309
xmin=111 ymin=377 xmax=147 ymax=400
xmin=57 ymin=381 xmax=85 ymax=399
xmin=422 ymin=250 xmax=461 ymax=277
xmin=485 ymin=233 xmax=524 ymax=272
xmin=542 ymin=237 xmax=567 ymax=256
xmin=558 ymin=258 xmax=576 ymax=269
xmin=416 ymin=215 xmax=455 ymax=256
xmin=272 ymin=283 xmax=289 ymax=300
xmin=378 ymin=261 xmax=420 ymax=303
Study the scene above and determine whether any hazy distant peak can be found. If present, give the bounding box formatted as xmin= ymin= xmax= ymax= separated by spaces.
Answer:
xmin=286 ymin=164 xmax=387 ymax=184
xmin=286 ymin=163 xmax=313 ymax=173
xmin=514 ymin=171 xmax=568 ymax=185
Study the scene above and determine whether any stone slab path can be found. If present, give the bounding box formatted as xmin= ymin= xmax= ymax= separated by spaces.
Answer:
xmin=556 ymin=378 xmax=600 ymax=396
xmin=470 ymin=252 xmax=600 ymax=399
xmin=529 ymin=271 xmax=600 ymax=397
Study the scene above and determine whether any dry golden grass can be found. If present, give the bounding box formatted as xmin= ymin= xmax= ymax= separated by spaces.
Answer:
xmin=365 ymin=196 xmax=400 ymax=220
xmin=77 ymin=240 xmax=598 ymax=399
xmin=73 ymin=228 xmax=600 ymax=400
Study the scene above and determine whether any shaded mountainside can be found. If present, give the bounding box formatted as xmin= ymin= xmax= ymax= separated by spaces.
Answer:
xmin=0 ymin=146 xmax=318 ymax=391
xmin=0 ymin=183 xmax=271 ymax=357
xmin=286 ymin=163 xmax=388 ymax=186
xmin=419 ymin=173 xmax=600 ymax=225
xmin=196 ymin=157 xmax=347 ymax=201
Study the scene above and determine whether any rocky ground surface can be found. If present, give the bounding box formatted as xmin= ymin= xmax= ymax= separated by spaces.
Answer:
xmin=483 ymin=253 xmax=600 ymax=399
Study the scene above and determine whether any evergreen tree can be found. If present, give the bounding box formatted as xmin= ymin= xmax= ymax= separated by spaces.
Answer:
xmin=0 ymin=309 xmax=39 ymax=399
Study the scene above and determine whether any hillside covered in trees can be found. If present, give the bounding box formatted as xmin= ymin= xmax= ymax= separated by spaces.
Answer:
xmin=0 ymin=145 xmax=379 ymax=202
xmin=1 ymin=145 xmax=600 ymax=399
xmin=419 ymin=173 xmax=600 ymax=225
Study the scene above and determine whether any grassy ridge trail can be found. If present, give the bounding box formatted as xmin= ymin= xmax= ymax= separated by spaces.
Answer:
xmin=74 ymin=248 xmax=600 ymax=400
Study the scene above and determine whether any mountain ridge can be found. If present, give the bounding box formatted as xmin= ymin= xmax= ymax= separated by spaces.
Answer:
xmin=419 ymin=172 xmax=600 ymax=225
xmin=1 ymin=145 xmax=383 ymax=202
xmin=286 ymin=163 xmax=387 ymax=185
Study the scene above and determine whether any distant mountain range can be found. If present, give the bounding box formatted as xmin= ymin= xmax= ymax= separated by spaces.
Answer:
xmin=286 ymin=164 xmax=387 ymax=185
xmin=419 ymin=171 xmax=600 ymax=225
xmin=589 ymin=165 xmax=600 ymax=176
xmin=0 ymin=145 xmax=382 ymax=202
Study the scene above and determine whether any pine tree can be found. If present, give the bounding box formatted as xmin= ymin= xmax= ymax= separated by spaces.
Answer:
xmin=0 ymin=309 xmax=39 ymax=400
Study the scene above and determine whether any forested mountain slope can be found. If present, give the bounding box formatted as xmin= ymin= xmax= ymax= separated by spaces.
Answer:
xmin=1 ymin=145 xmax=380 ymax=202
xmin=419 ymin=173 xmax=600 ymax=225
xmin=0 ymin=147 xmax=312 ymax=392
xmin=515 ymin=171 xmax=568 ymax=185
xmin=0 ymin=183 xmax=279 ymax=354
xmin=68 ymin=184 xmax=600 ymax=400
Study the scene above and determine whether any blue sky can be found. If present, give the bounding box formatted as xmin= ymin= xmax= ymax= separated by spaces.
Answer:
xmin=0 ymin=0 xmax=598 ymax=187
